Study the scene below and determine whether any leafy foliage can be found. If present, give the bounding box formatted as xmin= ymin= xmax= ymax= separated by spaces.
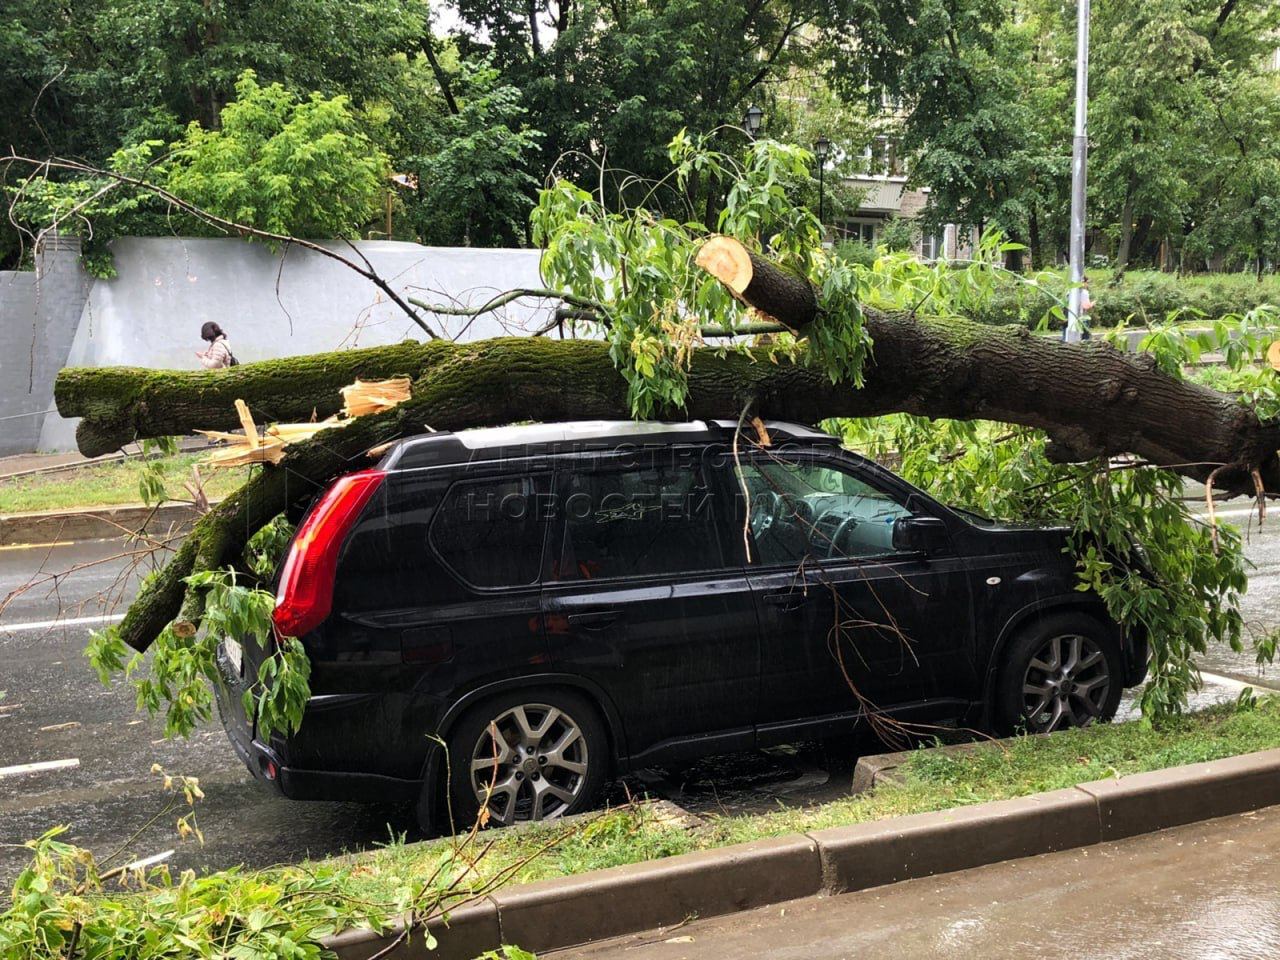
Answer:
xmin=827 ymin=258 xmax=1280 ymax=717
xmin=408 ymin=59 xmax=543 ymax=246
xmin=0 ymin=763 xmax=546 ymax=959
xmin=839 ymin=413 xmax=1253 ymax=718
xmin=0 ymin=827 xmax=407 ymax=960
xmin=10 ymin=72 xmax=389 ymax=273
xmin=167 ymin=71 xmax=388 ymax=240
xmin=533 ymin=135 xmax=870 ymax=414
xmin=86 ymin=565 xmax=308 ymax=740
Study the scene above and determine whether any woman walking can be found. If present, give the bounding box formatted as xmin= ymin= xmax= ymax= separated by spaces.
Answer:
xmin=196 ymin=322 xmax=238 ymax=369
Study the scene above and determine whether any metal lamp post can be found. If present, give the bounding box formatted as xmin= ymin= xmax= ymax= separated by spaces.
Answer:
xmin=1065 ymin=0 xmax=1091 ymax=342
xmin=743 ymin=105 xmax=763 ymax=140
xmin=814 ymin=135 xmax=832 ymax=228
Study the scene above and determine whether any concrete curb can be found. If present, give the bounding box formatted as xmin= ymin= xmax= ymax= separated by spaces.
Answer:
xmin=323 ymin=747 xmax=1280 ymax=959
xmin=0 ymin=502 xmax=203 ymax=546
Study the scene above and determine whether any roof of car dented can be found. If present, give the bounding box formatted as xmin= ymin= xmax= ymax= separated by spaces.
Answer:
xmin=379 ymin=419 xmax=841 ymax=470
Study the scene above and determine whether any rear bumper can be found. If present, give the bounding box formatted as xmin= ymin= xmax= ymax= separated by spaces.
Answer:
xmin=213 ymin=643 xmax=420 ymax=804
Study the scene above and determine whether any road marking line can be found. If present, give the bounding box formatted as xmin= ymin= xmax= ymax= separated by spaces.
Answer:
xmin=0 ymin=758 xmax=79 ymax=779
xmin=123 ymin=849 xmax=174 ymax=871
xmin=0 ymin=613 xmax=124 ymax=634
xmin=0 ymin=540 xmax=78 ymax=552
xmin=1191 ymin=507 xmax=1265 ymax=521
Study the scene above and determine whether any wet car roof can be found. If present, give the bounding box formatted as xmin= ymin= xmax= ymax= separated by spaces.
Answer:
xmin=380 ymin=420 xmax=840 ymax=470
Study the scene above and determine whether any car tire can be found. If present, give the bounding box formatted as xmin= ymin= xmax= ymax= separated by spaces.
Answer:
xmin=994 ymin=612 xmax=1124 ymax=735
xmin=437 ymin=688 xmax=608 ymax=831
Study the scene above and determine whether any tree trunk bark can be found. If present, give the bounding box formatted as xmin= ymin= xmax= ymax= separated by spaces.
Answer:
xmin=58 ymin=238 xmax=1280 ymax=651
xmin=1115 ymin=189 xmax=1136 ymax=279
xmin=1028 ymin=206 xmax=1043 ymax=272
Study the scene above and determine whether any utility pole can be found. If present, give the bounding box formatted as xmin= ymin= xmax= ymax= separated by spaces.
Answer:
xmin=1065 ymin=0 xmax=1091 ymax=342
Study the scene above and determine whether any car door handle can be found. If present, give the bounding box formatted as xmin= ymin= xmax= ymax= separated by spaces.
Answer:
xmin=566 ymin=610 xmax=620 ymax=629
xmin=763 ymin=592 xmax=810 ymax=611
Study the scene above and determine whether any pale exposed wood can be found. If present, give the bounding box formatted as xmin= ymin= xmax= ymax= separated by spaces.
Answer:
xmin=695 ymin=236 xmax=754 ymax=294
xmin=341 ymin=378 xmax=412 ymax=417
xmin=1268 ymin=340 xmax=1280 ymax=371
xmin=750 ymin=416 xmax=773 ymax=447
xmin=235 ymin=399 xmax=258 ymax=447
xmin=204 ymin=436 xmax=285 ymax=467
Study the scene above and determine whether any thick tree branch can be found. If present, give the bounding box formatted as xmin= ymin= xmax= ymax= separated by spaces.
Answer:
xmin=59 ymin=239 xmax=1280 ymax=652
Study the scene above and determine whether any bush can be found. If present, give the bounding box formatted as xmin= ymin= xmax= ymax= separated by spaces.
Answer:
xmin=831 ymin=239 xmax=876 ymax=268
xmin=970 ymin=269 xmax=1280 ymax=329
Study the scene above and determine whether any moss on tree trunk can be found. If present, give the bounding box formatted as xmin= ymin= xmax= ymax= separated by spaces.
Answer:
xmin=62 ymin=246 xmax=1280 ymax=653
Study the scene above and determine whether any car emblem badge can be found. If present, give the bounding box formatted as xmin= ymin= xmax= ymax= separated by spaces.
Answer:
xmin=986 ymin=576 xmax=1002 ymax=586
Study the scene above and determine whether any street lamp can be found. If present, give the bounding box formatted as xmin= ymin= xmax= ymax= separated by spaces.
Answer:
xmin=742 ymin=104 xmax=763 ymax=140
xmin=814 ymin=135 xmax=832 ymax=229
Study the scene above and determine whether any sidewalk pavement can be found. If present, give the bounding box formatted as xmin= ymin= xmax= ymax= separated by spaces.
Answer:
xmin=553 ymin=803 xmax=1280 ymax=960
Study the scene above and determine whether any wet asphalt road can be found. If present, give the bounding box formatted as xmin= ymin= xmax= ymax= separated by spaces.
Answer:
xmin=2 ymin=506 xmax=1280 ymax=884
xmin=553 ymin=804 xmax=1280 ymax=960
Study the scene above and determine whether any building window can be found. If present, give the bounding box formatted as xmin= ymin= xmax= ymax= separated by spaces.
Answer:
xmin=837 ymin=219 xmax=880 ymax=245
xmin=856 ymin=136 xmax=904 ymax=177
xmin=919 ymin=232 xmax=941 ymax=261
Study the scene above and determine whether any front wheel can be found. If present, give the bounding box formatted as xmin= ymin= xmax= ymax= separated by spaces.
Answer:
xmin=994 ymin=613 xmax=1124 ymax=735
xmin=442 ymin=689 xmax=608 ymax=830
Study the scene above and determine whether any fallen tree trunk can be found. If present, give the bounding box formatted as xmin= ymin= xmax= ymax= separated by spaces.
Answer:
xmin=56 ymin=340 xmax=448 ymax=458
xmin=693 ymin=237 xmax=1280 ymax=489
xmin=56 ymin=239 xmax=1280 ymax=651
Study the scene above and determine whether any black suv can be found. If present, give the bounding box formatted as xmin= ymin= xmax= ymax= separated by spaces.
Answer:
xmin=214 ymin=420 xmax=1147 ymax=829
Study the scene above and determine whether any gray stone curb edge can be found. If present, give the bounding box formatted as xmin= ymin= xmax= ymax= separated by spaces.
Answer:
xmin=324 ymin=746 xmax=1280 ymax=960
xmin=0 ymin=502 xmax=203 ymax=546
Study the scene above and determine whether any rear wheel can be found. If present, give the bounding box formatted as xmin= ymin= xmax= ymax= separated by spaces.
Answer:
xmin=442 ymin=689 xmax=608 ymax=830
xmin=994 ymin=613 xmax=1123 ymax=735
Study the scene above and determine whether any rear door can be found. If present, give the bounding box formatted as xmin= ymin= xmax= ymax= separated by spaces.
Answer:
xmin=316 ymin=467 xmax=553 ymax=778
xmin=542 ymin=447 xmax=761 ymax=764
xmin=734 ymin=452 xmax=978 ymax=741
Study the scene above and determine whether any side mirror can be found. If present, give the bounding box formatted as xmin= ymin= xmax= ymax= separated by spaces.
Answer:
xmin=892 ymin=515 xmax=949 ymax=554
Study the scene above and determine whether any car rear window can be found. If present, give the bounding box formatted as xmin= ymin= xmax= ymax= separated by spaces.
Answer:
xmin=429 ymin=475 xmax=550 ymax=588
xmin=551 ymin=462 xmax=725 ymax=581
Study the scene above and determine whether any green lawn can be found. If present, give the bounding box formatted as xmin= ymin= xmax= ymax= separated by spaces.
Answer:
xmin=332 ymin=695 xmax=1280 ymax=903
xmin=0 ymin=453 xmax=248 ymax=514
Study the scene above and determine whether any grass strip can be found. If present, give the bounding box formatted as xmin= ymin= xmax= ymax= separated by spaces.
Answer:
xmin=337 ymin=696 xmax=1280 ymax=902
xmin=0 ymin=453 xmax=247 ymax=514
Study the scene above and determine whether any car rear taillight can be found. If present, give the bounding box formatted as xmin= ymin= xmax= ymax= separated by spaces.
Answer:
xmin=272 ymin=469 xmax=385 ymax=638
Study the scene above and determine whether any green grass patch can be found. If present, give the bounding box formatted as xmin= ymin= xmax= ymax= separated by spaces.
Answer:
xmin=0 ymin=453 xmax=247 ymax=514
xmin=337 ymin=697 xmax=1280 ymax=902
xmin=8 ymin=699 xmax=1279 ymax=957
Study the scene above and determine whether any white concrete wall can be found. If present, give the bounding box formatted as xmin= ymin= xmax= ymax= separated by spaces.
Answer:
xmin=36 ymin=237 xmax=550 ymax=451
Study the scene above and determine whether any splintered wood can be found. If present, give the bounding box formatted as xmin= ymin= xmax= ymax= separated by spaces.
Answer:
xmin=341 ymin=378 xmax=412 ymax=417
xmin=199 ymin=379 xmax=411 ymax=468
xmin=199 ymin=400 xmax=289 ymax=466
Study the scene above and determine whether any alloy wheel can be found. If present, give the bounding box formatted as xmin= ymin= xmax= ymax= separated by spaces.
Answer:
xmin=469 ymin=703 xmax=590 ymax=825
xmin=1020 ymin=633 xmax=1112 ymax=732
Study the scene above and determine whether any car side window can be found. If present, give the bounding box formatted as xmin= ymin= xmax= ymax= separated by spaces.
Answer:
xmin=551 ymin=461 xmax=726 ymax=581
xmin=429 ymin=475 xmax=550 ymax=588
xmin=740 ymin=459 xmax=913 ymax=565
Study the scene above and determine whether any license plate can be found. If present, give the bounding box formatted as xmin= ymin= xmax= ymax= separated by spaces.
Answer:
xmin=223 ymin=638 xmax=243 ymax=676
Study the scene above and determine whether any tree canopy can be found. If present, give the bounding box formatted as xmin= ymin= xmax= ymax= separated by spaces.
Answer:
xmin=7 ymin=0 xmax=1280 ymax=271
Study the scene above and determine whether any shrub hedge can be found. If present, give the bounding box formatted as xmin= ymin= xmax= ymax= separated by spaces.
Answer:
xmin=972 ymin=269 xmax=1280 ymax=329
